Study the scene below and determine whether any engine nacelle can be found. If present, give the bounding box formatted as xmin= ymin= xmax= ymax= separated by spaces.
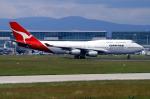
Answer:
xmin=87 ymin=50 xmax=98 ymax=57
xmin=70 ymin=49 xmax=81 ymax=55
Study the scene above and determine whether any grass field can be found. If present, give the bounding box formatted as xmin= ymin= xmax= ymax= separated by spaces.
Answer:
xmin=0 ymin=55 xmax=150 ymax=76
xmin=0 ymin=80 xmax=150 ymax=99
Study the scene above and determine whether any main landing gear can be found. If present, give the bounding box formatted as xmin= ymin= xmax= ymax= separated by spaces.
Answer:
xmin=127 ymin=54 xmax=131 ymax=60
xmin=74 ymin=55 xmax=86 ymax=59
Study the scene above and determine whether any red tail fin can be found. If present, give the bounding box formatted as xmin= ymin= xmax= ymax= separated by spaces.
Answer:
xmin=10 ymin=22 xmax=34 ymax=44
xmin=9 ymin=22 xmax=51 ymax=52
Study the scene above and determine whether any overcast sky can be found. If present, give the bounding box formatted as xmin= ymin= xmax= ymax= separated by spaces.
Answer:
xmin=0 ymin=0 xmax=150 ymax=25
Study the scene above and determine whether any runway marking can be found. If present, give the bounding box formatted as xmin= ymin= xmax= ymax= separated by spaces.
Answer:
xmin=0 ymin=73 xmax=150 ymax=84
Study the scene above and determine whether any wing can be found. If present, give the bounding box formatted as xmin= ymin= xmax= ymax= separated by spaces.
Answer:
xmin=12 ymin=40 xmax=31 ymax=48
xmin=44 ymin=43 xmax=108 ymax=54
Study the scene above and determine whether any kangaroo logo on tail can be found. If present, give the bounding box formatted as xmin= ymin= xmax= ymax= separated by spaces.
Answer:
xmin=9 ymin=22 xmax=52 ymax=53
xmin=11 ymin=28 xmax=32 ymax=43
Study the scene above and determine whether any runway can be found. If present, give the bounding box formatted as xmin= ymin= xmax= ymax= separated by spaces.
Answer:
xmin=0 ymin=73 xmax=150 ymax=84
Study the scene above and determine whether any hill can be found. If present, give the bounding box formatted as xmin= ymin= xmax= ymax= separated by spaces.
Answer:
xmin=0 ymin=16 xmax=150 ymax=33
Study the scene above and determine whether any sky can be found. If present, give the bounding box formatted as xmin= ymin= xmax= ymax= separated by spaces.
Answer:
xmin=0 ymin=0 xmax=150 ymax=25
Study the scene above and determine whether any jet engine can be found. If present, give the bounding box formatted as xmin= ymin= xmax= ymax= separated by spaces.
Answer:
xmin=70 ymin=49 xmax=81 ymax=55
xmin=87 ymin=50 xmax=98 ymax=57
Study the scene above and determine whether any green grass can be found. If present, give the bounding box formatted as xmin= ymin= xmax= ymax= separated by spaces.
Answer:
xmin=0 ymin=55 xmax=150 ymax=75
xmin=0 ymin=80 xmax=150 ymax=99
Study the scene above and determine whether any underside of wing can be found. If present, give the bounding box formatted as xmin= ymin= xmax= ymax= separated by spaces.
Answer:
xmin=44 ymin=43 xmax=108 ymax=54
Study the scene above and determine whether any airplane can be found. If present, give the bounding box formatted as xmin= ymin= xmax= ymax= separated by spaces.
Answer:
xmin=9 ymin=22 xmax=144 ymax=59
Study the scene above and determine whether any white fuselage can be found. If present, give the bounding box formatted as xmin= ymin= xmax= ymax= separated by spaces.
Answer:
xmin=41 ymin=40 xmax=144 ymax=54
